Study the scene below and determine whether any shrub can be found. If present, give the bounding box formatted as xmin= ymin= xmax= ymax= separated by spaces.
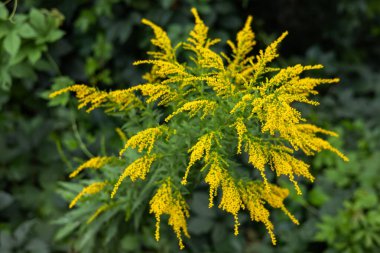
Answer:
xmin=50 ymin=8 xmax=347 ymax=251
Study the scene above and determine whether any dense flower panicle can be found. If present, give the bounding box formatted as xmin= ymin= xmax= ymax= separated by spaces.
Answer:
xmin=49 ymin=84 xmax=139 ymax=112
xmin=134 ymin=60 xmax=189 ymax=79
xmin=165 ymin=100 xmax=217 ymax=122
xmin=149 ymin=179 xmax=190 ymax=249
xmin=232 ymin=117 xmax=248 ymax=154
xmin=69 ymin=156 xmax=112 ymax=178
xmin=244 ymin=139 xmax=270 ymax=189
xmin=107 ymin=89 xmax=141 ymax=111
xmin=240 ymin=182 xmax=276 ymax=244
xmin=227 ymin=15 xmax=256 ymax=72
xmin=69 ymin=181 xmax=107 ymax=208
xmin=218 ymin=174 xmax=244 ymax=235
xmin=261 ymin=64 xmax=324 ymax=92
xmin=204 ymin=153 xmax=225 ymax=208
xmin=111 ymin=154 xmax=157 ymax=198
xmin=131 ymin=84 xmax=178 ymax=105
xmin=141 ymin=18 xmax=175 ymax=62
xmin=251 ymin=31 xmax=288 ymax=83
xmin=183 ymin=132 xmax=216 ymax=184
xmin=184 ymin=9 xmax=218 ymax=52
xmin=119 ymin=127 xmax=167 ymax=157
xmin=230 ymin=94 xmax=254 ymax=114
xmin=49 ymin=84 xmax=107 ymax=112
xmin=262 ymin=185 xmax=299 ymax=225
xmin=284 ymin=124 xmax=349 ymax=161
xmin=205 ymin=74 xmax=235 ymax=97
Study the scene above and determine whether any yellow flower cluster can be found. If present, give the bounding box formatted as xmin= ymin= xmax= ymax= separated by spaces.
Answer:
xmin=226 ymin=15 xmax=255 ymax=74
xmin=204 ymin=153 xmax=226 ymax=208
xmin=239 ymin=181 xmax=299 ymax=245
xmin=69 ymin=181 xmax=107 ymax=208
xmin=149 ymin=179 xmax=190 ymax=249
xmin=119 ymin=126 xmax=167 ymax=156
xmin=244 ymin=139 xmax=270 ymax=190
xmin=251 ymin=31 xmax=288 ymax=83
xmin=49 ymin=84 xmax=107 ymax=112
xmin=204 ymin=152 xmax=299 ymax=244
xmin=183 ymin=8 xmax=221 ymax=65
xmin=111 ymin=154 xmax=157 ymax=198
xmin=69 ymin=156 xmax=112 ymax=178
xmin=131 ymin=84 xmax=178 ymax=105
xmin=49 ymin=84 xmax=139 ymax=112
xmin=232 ymin=117 xmax=248 ymax=154
xmin=183 ymin=132 xmax=216 ymax=184
xmin=165 ymin=100 xmax=217 ymax=122
xmin=141 ymin=18 xmax=175 ymax=62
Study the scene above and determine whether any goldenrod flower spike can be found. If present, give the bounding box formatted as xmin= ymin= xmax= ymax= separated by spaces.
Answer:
xmin=165 ymin=100 xmax=217 ymax=122
xmin=119 ymin=127 xmax=166 ymax=157
xmin=252 ymin=31 xmax=288 ymax=83
xmin=227 ymin=15 xmax=256 ymax=71
xmin=149 ymin=179 xmax=190 ymax=249
xmin=130 ymin=84 xmax=178 ymax=105
xmin=182 ymin=132 xmax=215 ymax=185
xmin=204 ymin=153 xmax=225 ymax=208
xmin=50 ymin=85 xmax=139 ymax=112
xmin=218 ymin=175 xmax=244 ymax=236
xmin=69 ymin=156 xmax=111 ymax=178
xmin=232 ymin=117 xmax=248 ymax=154
xmin=141 ymin=18 xmax=175 ymax=61
xmin=111 ymin=154 xmax=157 ymax=198
xmin=69 ymin=181 xmax=107 ymax=208
xmin=244 ymin=139 xmax=270 ymax=190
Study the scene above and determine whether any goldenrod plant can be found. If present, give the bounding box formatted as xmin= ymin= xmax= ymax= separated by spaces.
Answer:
xmin=50 ymin=8 xmax=348 ymax=249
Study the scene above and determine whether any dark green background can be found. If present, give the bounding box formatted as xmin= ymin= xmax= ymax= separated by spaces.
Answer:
xmin=1 ymin=0 xmax=379 ymax=252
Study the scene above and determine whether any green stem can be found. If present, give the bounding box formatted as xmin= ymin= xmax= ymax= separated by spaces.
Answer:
xmin=54 ymin=138 xmax=73 ymax=170
xmin=71 ymin=115 xmax=94 ymax=158
xmin=8 ymin=0 xmax=17 ymax=23
xmin=46 ymin=52 xmax=62 ymax=75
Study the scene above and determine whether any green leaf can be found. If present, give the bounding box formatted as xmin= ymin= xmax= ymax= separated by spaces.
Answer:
xmin=45 ymin=30 xmax=64 ymax=42
xmin=188 ymin=217 xmax=214 ymax=235
xmin=0 ymin=23 xmax=10 ymax=38
xmin=28 ymin=50 xmax=42 ymax=64
xmin=0 ymin=3 xmax=8 ymax=20
xmin=9 ymin=63 xmax=36 ymax=79
xmin=14 ymin=220 xmax=36 ymax=245
xmin=54 ymin=221 xmax=80 ymax=241
xmin=0 ymin=68 xmax=12 ymax=91
xmin=191 ymin=192 xmax=216 ymax=218
xmin=121 ymin=235 xmax=139 ymax=251
xmin=3 ymin=32 xmax=21 ymax=56
xmin=17 ymin=23 xmax=37 ymax=39
xmin=25 ymin=238 xmax=49 ymax=253
xmin=29 ymin=8 xmax=46 ymax=32
xmin=309 ymin=186 xmax=330 ymax=206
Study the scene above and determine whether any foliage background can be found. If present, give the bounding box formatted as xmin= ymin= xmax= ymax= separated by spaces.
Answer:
xmin=0 ymin=0 xmax=379 ymax=252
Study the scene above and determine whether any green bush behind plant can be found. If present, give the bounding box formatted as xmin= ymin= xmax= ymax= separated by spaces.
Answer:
xmin=0 ymin=0 xmax=379 ymax=252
